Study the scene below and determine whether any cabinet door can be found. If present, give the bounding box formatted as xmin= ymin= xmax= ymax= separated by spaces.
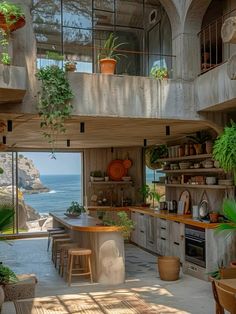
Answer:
xmin=169 ymin=221 xmax=185 ymax=262
xmin=137 ymin=213 xmax=147 ymax=248
xmin=130 ymin=211 xmax=138 ymax=244
xmin=146 ymin=215 xmax=157 ymax=253
xmin=156 ymin=218 xmax=169 ymax=255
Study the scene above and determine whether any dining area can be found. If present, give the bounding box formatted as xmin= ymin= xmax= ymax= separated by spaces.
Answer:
xmin=211 ymin=267 xmax=236 ymax=313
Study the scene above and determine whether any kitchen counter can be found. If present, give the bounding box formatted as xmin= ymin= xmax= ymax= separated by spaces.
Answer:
xmin=88 ymin=206 xmax=220 ymax=229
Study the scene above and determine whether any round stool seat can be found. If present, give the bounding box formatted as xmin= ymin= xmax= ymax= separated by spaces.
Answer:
xmin=68 ymin=248 xmax=92 ymax=256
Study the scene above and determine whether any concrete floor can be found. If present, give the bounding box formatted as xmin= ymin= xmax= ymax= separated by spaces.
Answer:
xmin=0 ymin=238 xmax=215 ymax=313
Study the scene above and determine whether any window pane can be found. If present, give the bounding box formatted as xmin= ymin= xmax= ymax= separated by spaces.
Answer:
xmin=32 ymin=0 xmax=61 ymax=26
xmin=93 ymin=10 xmax=114 ymax=28
xmin=116 ymin=0 xmax=143 ymax=28
xmin=94 ymin=0 xmax=114 ymax=11
xmin=62 ymin=0 xmax=92 ymax=28
xmin=63 ymin=28 xmax=92 ymax=73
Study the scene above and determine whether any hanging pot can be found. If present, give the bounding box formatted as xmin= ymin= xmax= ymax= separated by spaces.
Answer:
xmin=0 ymin=13 xmax=25 ymax=32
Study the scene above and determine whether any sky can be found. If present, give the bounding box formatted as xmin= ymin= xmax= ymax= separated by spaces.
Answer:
xmin=22 ymin=152 xmax=81 ymax=175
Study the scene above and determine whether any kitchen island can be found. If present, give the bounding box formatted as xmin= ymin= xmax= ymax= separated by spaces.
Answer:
xmin=50 ymin=213 xmax=125 ymax=285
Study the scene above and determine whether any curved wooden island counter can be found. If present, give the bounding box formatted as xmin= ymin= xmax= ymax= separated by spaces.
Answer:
xmin=50 ymin=213 xmax=125 ymax=285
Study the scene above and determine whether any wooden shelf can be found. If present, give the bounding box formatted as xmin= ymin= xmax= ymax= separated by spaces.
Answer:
xmin=90 ymin=181 xmax=133 ymax=185
xmin=158 ymin=154 xmax=212 ymax=163
xmin=165 ymin=184 xmax=234 ymax=190
xmin=160 ymin=168 xmax=224 ymax=174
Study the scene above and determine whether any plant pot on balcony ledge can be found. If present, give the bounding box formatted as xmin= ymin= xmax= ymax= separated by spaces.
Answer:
xmin=99 ymin=58 xmax=117 ymax=74
xmin=0 ymin=13 xmax=25 ymax=33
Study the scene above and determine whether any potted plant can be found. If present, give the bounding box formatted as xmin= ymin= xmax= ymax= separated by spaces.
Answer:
xmin=36 ymin=54 xmax=74 ymax=159
xmin=150 ymin=66 xmax=168 ymax=80
xmin=98 ymin=33 xmax=126 ymax=75
xmin=103 ymin=211 xmax=135 ymax=239
xmin=209 ymin=211 xmax=219 ymax=223
xmin=90 ymin=171 xmax=104 ymax=182
xmin=65 ymin=60 xmax=77 ymax=72
xmin=213 ymin=121 xmax=236 ymax=184
xmin=139 ymin=184 xmax=162 ymax=208
xmin=187 ymin=131 xmax=212 ymax=155
xmin=0 ymin=2 xmax=25 ymax=66
xmin=145 ymin=145 xmax=168 ymax=170
xmin=64 ymin=201 xmax=85 ymax=218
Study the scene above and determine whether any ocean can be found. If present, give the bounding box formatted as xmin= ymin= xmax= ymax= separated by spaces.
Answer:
xmin=23 ymin=174 xmax=82 ymax=216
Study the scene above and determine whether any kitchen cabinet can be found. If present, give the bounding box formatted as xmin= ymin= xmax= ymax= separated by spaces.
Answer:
xmin=146 ymin=215 xmax=157 ymax=253
xmin=169 ymin=221 xmax=185 ymax=262
xmin=137 ymin=213 xmax=147 ymax=248
xmin=156 ymin=218 xmax=170 ymax=256
xmin=130 ymin=210 xmax=138 ymax=243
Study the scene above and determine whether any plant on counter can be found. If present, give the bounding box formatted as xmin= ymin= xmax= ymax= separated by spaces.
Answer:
xmin=103 ymin=211 xmax=135 ymax=238
xmin=0 ymin=263 xmax=18 ymax=285
xmin=36 ymin=58 xmax=74 ymax=159
xmin=65 ymin=201 xmax=86 ymax=217
xmin=150 ymin=66 xmax=168 ymax=80
xmin=215 ymin=198 xmax=236 ymax=233
xmin=139 ymin=184 xmax=162 ymax=207
xmin=145 ymin=145 xmax=168 ymax=170
xmin=213 ymin=121 xmax=236 ymax=184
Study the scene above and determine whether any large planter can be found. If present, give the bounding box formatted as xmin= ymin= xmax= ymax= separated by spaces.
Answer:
xmin=99 ymin=58 xmax=117 ymax=74
xmin=157 ymin=256 xmax=180 ymax=281
xmin=0 ymin=13 xmax=25 ymax=32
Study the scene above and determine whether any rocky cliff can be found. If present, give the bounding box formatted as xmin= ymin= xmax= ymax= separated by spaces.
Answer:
xmin=0 ymin=153 xmax=49 ymax=193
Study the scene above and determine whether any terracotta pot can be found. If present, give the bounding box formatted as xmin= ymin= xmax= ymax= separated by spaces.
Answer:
xmin=65 ymin=64 xmax=76 ymax=72
xmin=205 ymin=140 xmax=213 ymax=154
xmin=157 ymin=256 xmax=180 ymax=281
xmin=194 ymin=143 xmax=202 ymax=155
xmin=99 ymin=58 xmax=117 ymax=74
xmin=0 ymin=13 xmax=25 ymax=32
xmin=209 ymin=212 xmax=219 ymax=223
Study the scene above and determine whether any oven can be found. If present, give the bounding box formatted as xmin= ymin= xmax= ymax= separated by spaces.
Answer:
xmin=185 ymin=225 xmax=206 ymax=268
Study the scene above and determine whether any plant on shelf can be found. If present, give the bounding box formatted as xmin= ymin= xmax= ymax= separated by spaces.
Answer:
xmin=213 ymin=121 xmax=236 ymax=184
xmin=145 ymin=145 xmax=168 ymax=170
xmin=0 ymin=1 xmax=26 ymax=66
xmin=139 ymin=184 xmax=162 ymax=207
xmin=98 ymin=33 xmax=127 ymax=74
xmin=90 ymin=170 xmax=104 ymax=182
xmin=187 ymin=131 xmax=212 ymax=155
xmin=150 ymin=65 xmax=168 ymax=80
xmin=36 ymin=52 xmax=74 ymax=159
xmin=65 ymin=201 xmax=86 ymax=217
xmin=65 ymin=60 xmax=77 ymax=72
xmin=103 ymin=211 xmax=135 ymax=239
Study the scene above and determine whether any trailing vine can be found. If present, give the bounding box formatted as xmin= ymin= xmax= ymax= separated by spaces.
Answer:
xmin=36 ymin=65 xmax=74 ymax=158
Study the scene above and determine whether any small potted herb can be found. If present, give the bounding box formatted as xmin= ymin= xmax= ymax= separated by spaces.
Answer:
xmin=90 ymin=170 xmax=104 ymax=182
xmin=103 ymin=211 xmax=135 ymax=239
xmin=65 ymin=60 xmax=77 ymax=72
xmin=64 ymin=201 xmax=86 ymax=218
xmin=150 ymin=66 xmax=168 ymax=79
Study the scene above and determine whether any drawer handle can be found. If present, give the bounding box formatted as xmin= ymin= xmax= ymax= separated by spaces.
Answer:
xmin=149 ymin=241 xmax=154 ymax=244
xmin=140 ymin=230 xmax=144 ymax=233
xmin=161 ymin=237 xmax=166 ymax=240
xmin=161 ymin=227 xmax=166 ymax=230
xmin=174 ymin=242 xmax=180 ymax=246
xmin=140 ymin=214 xmax=144 ymax=216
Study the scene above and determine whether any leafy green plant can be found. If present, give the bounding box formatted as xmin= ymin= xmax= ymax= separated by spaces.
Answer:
xmin=213 ymin=121 xmax=236 ymax=184
xmin=187 ymin=131 xmax=212 ymax=144
xmin=145 ymin=145 xmax=168 ymax=170
xmin=0 ymin=167 xmax=3 ymax=174
xmin=216 ymin=198 xmax=236 ymax=233
xmin=1 ymin=51 xmax=10 ymax=65
xmin=66 ymin=201 xmax=85 ymax=215
xmin=46 ymin=51 xmax=63 ymax=63
xmin=36 ymin=65 xmax=73 ymax=158
xmin=0 ymin=29 xmax=10 ymax=65
xmin=0 ymin=203 xmax=14 ymax=233
xmin=139 ymin=184 xmax=162 ymax=205
xmin=98 ymin=33 xmax=127 ymax=61
xmin=0 ymin=263 xmax=18 ymax=285
xmin=90 ymin=170 xmax=103 ymax=177
xmin=103 ymin=211 xmax=135 ymax=238
xmin=0 ymin=1 xmax=24 ymax=29
xmin=150 ymin=66 xmax=168 ymax=79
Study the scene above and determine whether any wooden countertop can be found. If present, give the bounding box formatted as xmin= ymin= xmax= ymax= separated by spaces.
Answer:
xmin=50 ymin=213 xmax=122 ymax=233
xmin=88 ymin=206 xmax=220 ymax=229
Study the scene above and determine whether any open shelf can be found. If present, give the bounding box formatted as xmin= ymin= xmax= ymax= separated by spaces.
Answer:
xmin=165 ymin=184 xmax=234 ymax=190
xmin=160 ymin=168 xmax=224 ymax=174
xmin=90 ymin=181 xmax=133 ymax=185
xmin=158 ymin=154 xmax=212 ymax=163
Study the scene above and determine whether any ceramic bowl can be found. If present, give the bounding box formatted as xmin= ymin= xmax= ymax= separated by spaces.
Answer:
xmin=122 ymin=176 xmax=131 ymax=181
xmin=206 ymin=177 xmax=216 ymax=185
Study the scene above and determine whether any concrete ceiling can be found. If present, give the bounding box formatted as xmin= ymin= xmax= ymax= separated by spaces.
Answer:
xmin=0 ymin=114 xmax=211 ymax=151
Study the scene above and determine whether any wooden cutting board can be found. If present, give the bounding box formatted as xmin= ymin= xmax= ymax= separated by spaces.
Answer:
xmin=179 ymin=190 xmax=190 ymax=214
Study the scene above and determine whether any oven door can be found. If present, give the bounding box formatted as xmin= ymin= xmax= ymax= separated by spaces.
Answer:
xmin=185 ymin=235 xmax=206 ymax=268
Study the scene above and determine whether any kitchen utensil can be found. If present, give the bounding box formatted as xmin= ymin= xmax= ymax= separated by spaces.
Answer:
xmin=199 ymin=200 xmax=209 ymax=219
xmin=179 ymin=190 xmax=190 ymax=214
xmin=107 ymin=159 xmax=127 ymax=181
xmin=159 ymin=201 xmax=166 ymax=210
xmin=177 ymin=200 xmax=185 ymax=215
xmin=192 ymin=205 xmax=199 ymax=219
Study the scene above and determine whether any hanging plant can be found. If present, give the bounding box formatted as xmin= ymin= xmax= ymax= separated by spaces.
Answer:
xmin=145 ymin=145 xmax=168 ymax=170
xmin=36 ymin=65 xmax=74 ymax=158
xmin=213 ymin=121 xmax=236 ymax=184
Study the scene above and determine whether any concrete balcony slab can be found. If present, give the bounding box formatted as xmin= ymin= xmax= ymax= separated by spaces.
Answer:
xmin=0 ymin=64 xmax=26 ymax=104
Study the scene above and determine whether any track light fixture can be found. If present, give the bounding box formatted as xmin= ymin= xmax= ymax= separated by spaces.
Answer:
xmin=166 ymin=126 xmax=170 ymax=136
xmin=143 ymin=139 xmax=147 ymax=147
xmin=80 ymin=122 xmax=85 ymax=133
xmin=67 ymin=139 xmax=70 ymax=147
xmin=7 ymin=120 xmax=12 ymax=132
xmin=2 ymin=136 xmax=6 ymax=145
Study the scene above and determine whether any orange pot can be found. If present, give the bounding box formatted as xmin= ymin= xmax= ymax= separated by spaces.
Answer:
xmin=0 ymin=13 xmax=25 ymax=32
xmin=99 ymin=58 xmax=117 ymax=74
xmin=209 ymin=212 xmax=219 ymax=223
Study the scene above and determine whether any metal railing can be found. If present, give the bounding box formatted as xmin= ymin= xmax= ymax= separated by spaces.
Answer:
xmin=198 ymin=8 xmax=236 ymax=75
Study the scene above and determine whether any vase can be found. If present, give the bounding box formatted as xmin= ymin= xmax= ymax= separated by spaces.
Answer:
xmin=157 ymin=256 xmax=180 ymax=281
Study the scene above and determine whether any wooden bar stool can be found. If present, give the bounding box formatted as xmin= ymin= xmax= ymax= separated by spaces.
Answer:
xmin=51 ymin=233 xmax=70 ymax=254
xmin=47 ymin=227 xmax=65 ymax=251
xmin=58 ymin=243 xmax=79 ymax=277
xmin=66 ymin=248 xmax=93 ymax=286
xmin=52 ymin=238 xmax=72 ymax=267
